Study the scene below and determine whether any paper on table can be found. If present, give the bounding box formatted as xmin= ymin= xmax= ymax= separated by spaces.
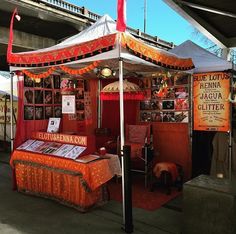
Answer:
xmin=17 ymin=139 xmax=35 ymax=150
xmin=52 ymin=144 xmax=75 ymax=157
xmin=75 ymin=154 xmax=100 ymax=163
xmin=65 ymin=146 xmax=86 ymax=160
xmin=33 ymin=141 xmax=54 ymax=153
xmin=42 ymin=142 xmax=62 ymax=155
xmin=26 ymin=140 xmax=45 ymax=152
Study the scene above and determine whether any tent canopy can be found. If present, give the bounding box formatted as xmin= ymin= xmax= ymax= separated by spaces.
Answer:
xmin=8 ymin=15 xmax=194 ymax=73
xmin=171 ymin=40 xmax=232 ymax=73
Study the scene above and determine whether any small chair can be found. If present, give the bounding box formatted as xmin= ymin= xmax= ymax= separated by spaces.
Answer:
xmin=124 ymin=124 xmax=154 ymax=187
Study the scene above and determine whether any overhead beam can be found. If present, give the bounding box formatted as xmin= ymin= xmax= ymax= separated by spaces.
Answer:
xmin=0 ymin=26 xmax=56 ymax=50
xmin=163 ymin=0 xmax=229 ymax=48
xmin=176 ymin=0 xmax=236 ymax=19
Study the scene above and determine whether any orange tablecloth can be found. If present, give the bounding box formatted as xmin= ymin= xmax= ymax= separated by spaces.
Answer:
xmin=10 ymin=150 xmax=114 ymax=212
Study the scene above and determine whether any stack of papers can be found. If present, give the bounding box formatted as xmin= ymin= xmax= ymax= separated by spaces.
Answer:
xmin=76 ymin=154 xmax=100 ymax=163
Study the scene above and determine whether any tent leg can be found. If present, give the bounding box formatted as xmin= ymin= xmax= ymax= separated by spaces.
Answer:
xmin=98 ymin=78 xmax=102 ymax=128
xmin=119 ymin=58 xmax=133 ymax=233
xmin=10 ymin=72 xmax=14 ymax=152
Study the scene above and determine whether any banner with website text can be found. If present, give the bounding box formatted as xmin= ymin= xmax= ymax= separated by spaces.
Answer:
xmin=193 ymin=72 xmax=230 ymax=132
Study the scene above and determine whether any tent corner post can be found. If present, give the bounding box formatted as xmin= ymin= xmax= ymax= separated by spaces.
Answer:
xmin=10 ymin=71 xmax=14 ymax=152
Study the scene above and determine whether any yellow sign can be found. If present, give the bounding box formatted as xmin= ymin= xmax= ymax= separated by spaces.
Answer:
xmin=193 ymin=72 xmax=230 ymax=132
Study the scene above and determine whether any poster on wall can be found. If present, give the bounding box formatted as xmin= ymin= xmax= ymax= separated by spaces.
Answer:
xmin=62 ymin=95 xmax=76 ymax=114
xmin=193 ymin=72 xmax=230 ymax=132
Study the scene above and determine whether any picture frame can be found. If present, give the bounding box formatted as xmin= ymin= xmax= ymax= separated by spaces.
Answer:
xmin=162 ymin=100 xmax=175 ymax=110
xmin=24 ymin=106 xmax=34 ymax=120
xmin=34 ymin=90 xmax=44 ymax=104
xmin=24 ymin=89 xmax=34 ymax=104
xmin=35 ymin=106 xmax=44 ymax=120
xmin=44 ymin=77 xmax=52 ymax=89
xmin=53 ymin=75 xmax=61 ymax=89
xmin=54 ymin=106 xmax=62 ymax=118
xmin=45 ymin=106 xmax=53 ymax=119
xmin=24 ymin=76 xmax=34 ymax=87
xmin=45 ymin=90 xmax=53 ymax=104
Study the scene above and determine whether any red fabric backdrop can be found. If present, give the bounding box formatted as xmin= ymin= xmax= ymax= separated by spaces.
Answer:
xmin=14 ymin=78 xmax=48 ymax=149
xmin=14 ymin=78 xmax=98 ymax=149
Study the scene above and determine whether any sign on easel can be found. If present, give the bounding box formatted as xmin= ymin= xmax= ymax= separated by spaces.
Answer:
xmin=193 ymin=72 xmax=230 ymax=132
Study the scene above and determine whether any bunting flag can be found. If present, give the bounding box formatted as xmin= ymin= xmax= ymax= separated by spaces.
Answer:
xmin=116 ymin=0 xmax=126 ymax=32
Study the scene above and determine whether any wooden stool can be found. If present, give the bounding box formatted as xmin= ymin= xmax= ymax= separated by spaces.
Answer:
xmin=151 ymin=162 xmax=183 ymax=194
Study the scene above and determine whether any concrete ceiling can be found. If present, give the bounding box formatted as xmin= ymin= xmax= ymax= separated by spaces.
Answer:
xmin=164 ymin=0 xmax=236 ymax=48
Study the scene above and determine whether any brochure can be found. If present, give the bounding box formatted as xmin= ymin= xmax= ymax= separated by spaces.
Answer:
xmin=26 ymin=140 xmax=45 ymax=152
xmin=17 ymin=139 xmax=35 ymax=150
xmin=33 ymin=141 xmax=54 ymax=153
xmin=65 ymin=146 xmax=87 ymax=160
xmin=47 ymin=117 xmax=61 ymax=133
xmin=52 ymin=144 xmax=75 ymax=157
xmin=42 ymin=142 xmax=62 ymax=155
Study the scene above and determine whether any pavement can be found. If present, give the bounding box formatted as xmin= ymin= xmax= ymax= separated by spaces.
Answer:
xmin=0 ymin=150 xmax=182 ymax=234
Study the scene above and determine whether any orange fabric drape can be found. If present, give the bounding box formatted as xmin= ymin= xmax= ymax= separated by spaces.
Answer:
xmin=11 ymin=150 xmax=113 ymax=211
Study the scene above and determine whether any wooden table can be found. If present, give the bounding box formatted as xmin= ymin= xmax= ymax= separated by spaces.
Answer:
xmin=10 ymin=150 xmax=115 ymax=212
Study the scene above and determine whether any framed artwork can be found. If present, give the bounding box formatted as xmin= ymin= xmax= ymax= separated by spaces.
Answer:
xmin=45 ymin=106 xmax=53 ymax=119
xmin=175 ymin=74 xmax=189 ymax=85
xmin=35 ymin=90 xmax=44 ymax=104
xmin=54 ymin=91 xmax=61 ymax=104
xmin=54 ymin=106 xmax=62 ymax=118
xmin=175 ymin=112 xmax=189 ymax=123
xmin=151 ymin=112 xmax=163 ymax=122
xmin=24 ymin=76 xmax=34 ymax=87
xmin=35 ymin=106 xmax=44 ymax=120
xmin=162 ymin=100 xmax=175 ymax=110
xmin=140 ymin=112 xmax=151 ymax=122
xmin=175 ymin=99 xmax=189 ymax=110
xmin=24 ymin=89 xmax=34 ymax=104
xmin=24 ymin=106 xmax=34 ymax=120
xmin=175 ymin=87 xmax=189 ymax=99
xmin=44 ymin=77 xmax=52 ymax=88
xmin=45 ymin=90 xmax=53 ymax=104
xmin=53 ymin=75 xmax=61 ymax=89
xmin=163 ymin=112 xmax=175 ymax=122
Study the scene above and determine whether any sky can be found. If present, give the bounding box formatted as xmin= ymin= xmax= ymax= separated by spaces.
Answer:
xmin=67 ymin=0 xmax=213 ymax=49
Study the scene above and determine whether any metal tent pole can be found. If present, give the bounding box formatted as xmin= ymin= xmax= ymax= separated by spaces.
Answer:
xmin=10 ymin=72 xmax=14 ymax=152
xmin=119 ymin=57 xmax=133 ymax=233
xmin=98 ymin=78 xmax=102 ymax=128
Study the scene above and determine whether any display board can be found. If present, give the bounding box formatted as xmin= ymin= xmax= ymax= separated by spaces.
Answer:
xmin=23 ymin=75 xmax=62 ymax=120
xmin=139 ymin=74 xmax=190 ymax=123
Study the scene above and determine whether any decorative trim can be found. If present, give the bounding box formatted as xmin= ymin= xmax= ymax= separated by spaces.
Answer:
xmin=122 ymin=34 xmax=194 ymax=71
xmin=8 ymin=34 xmax=117 ymax=67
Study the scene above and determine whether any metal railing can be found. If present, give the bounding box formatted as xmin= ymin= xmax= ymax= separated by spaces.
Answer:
xmin=31 ymin=0 xmax=174 ymax=49
xmin=34 ymin=0 xmax=100 ymax=20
